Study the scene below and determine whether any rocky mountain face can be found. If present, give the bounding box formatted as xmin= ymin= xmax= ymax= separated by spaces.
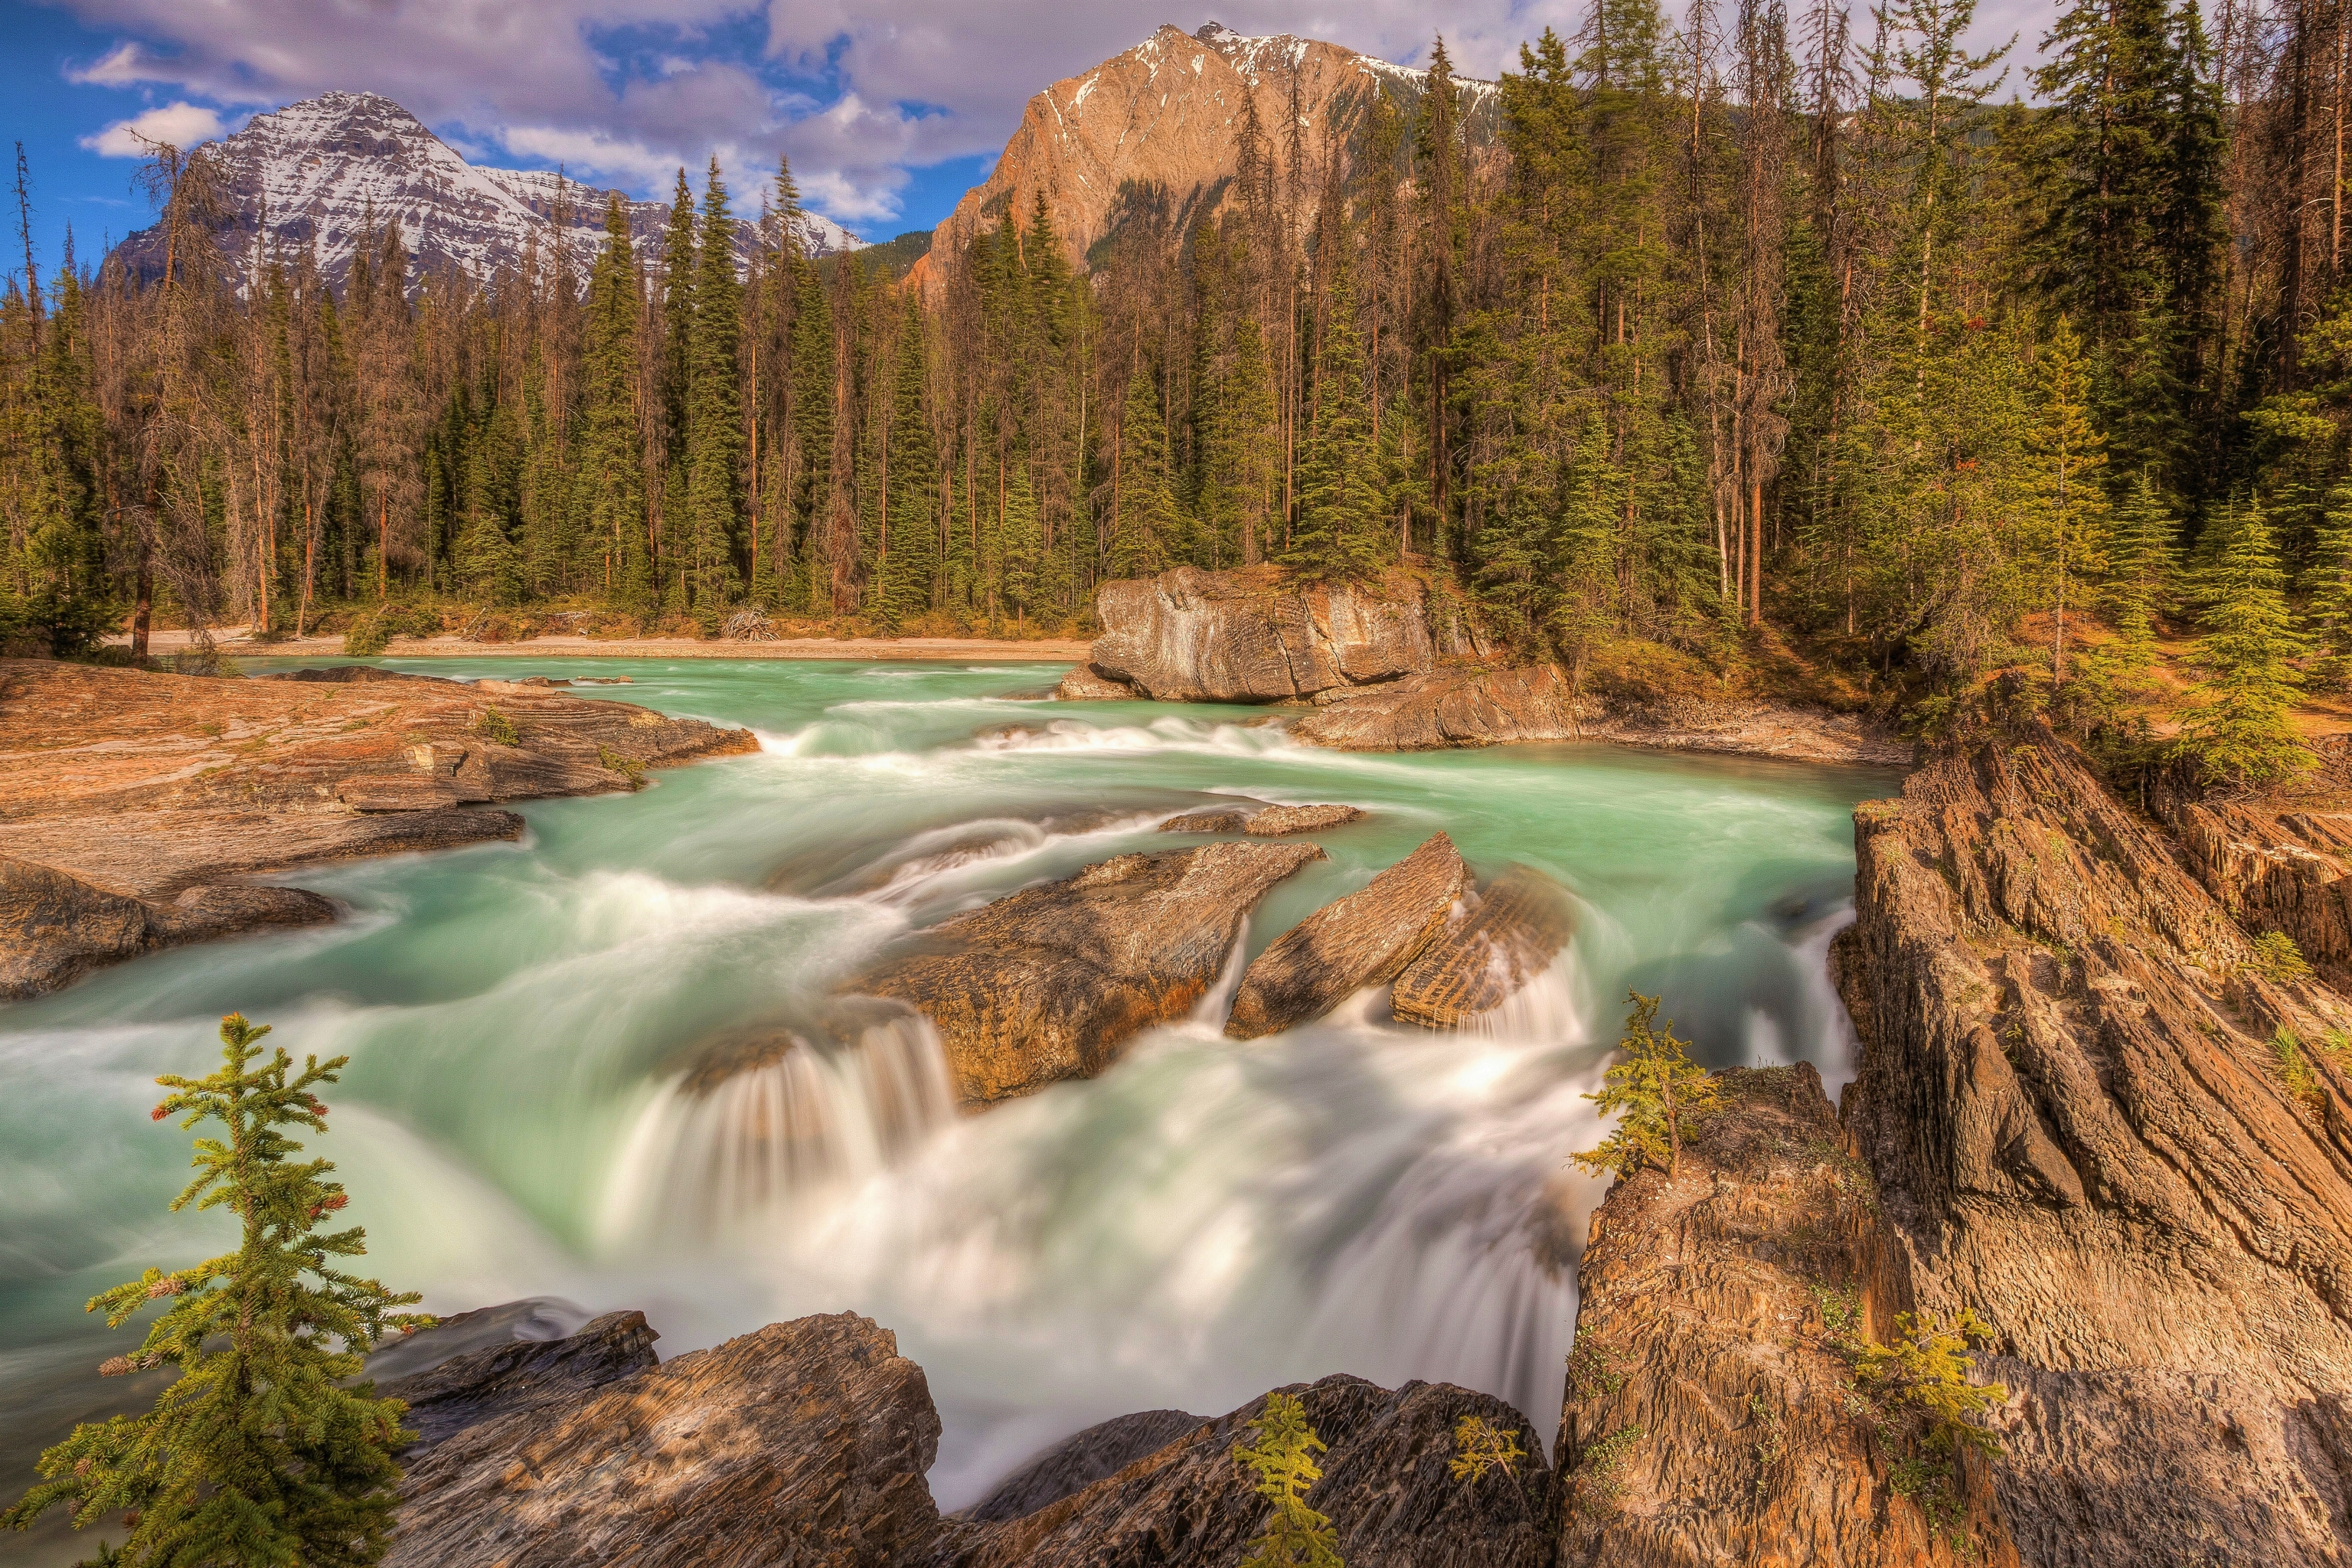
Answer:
xmin=110 ymin=92 xmax=861 ymax=293
xmin=920 ymin=22 xmax=1499 ymax=296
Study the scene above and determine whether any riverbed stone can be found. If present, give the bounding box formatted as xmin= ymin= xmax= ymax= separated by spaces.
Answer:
xmin=1290 ymin=665 xmax=1579 ymax=751
xmin=1390 ymin=863 xmax=1574 ymax=1028
xmin=0 ymin=857 xmax=338 ymax=1000
xmin=854 ymin=841 xmax=1322 ymax=1106
xmin=1243 ymin=802 xmax=1364 ymax=835
xmin=1227 ymin=832 xmax=1470 ymax=1039
xmin=1084 ymin=566 xmax=1434 ymax=702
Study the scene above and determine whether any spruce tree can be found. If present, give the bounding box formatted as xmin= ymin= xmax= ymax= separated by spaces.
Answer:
xmin=2030 ymin=318 xmax=2109 ymax=683
xmin=874 ymin=292 xmax=937 ymax=627
xmin=1109 ymin=364 xmax=1178 ymax=578
xmin=1230 ymin=1392 xmax=1341 ymax=1568
xmin=580 ymin=194 xmax=648 ymax=606
xmin=2176 ymin=498 xmax=2312 ymax=785
xmin=684 ymin=156 xmax=744 ymax=616
xmin=2307 ymin=482 xmax=2352 ymax=685
xmin=2 ymin=1015 xmax=430 ymax=1566
xmin=656 ymin=167 xmax=697 ymax=466
xmin=2088 ymin=469 xmax=2176 ymax=693
xmin=1285 ymin=263 xmax=1386 ymax=582
xmin=1573 ymin=991 xmax=1720 ymax=1179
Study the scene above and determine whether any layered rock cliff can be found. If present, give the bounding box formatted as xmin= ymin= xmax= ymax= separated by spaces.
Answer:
xmin=1825 ymin=717 xmax=2352 ymax=1564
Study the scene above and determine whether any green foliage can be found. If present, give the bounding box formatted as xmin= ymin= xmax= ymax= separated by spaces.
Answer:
xmin=1564 ymin=1326 xmax=1626 ymax=1400
xmin=2250 ymin=930 xmax=2314 ymax=984
xmin=2273 ymin=1027 xmax=2323 ymax=1106
xmin=1285 ymin=262 xmax=1387 ymax=582
xmin=1 ymin=1014 xmax=430 ymax=1566
xmin=475 ymin=707 xmax=521 ymax=746
xmin=1572 ymin=991 xmax=1720 ymax=1180
xmin=1448 ymin=1415 xmax=1527 ymax=1483
xmin=1571 ymin=1424 xmax=1644 ymax=1510
xmin=1230 ymin=1391 xmax=1341 ymax=1568
xmin=341 ymin=617 xmax=389 ymax=658
xmin=1847 ymin=1308 xmax=2007 ymax=1462
xmin=2175 ymin=498 xmax=2312 ymax=786
xmin=596 ymin=744 xmax=646 ymax=788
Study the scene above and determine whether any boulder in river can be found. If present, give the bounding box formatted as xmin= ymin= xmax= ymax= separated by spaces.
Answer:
xmin=387 ymin=1305 xmax=1554 ymax=1568
xmin=1158 ymin=802 xmax=1365 ymax=837
xmin=1073 ymin=566 xmax=1437 ymax=703
xmin=0 ymin=857 xmax=337 ymax=999
xmin=854 ymin=841 xmax=1323 ymax=1105
xmin=1390 ymin=863 xmax=1573 ymax=1028
xmin=1226 ymin=832 xmax=1470 ymax=1039
xmin=1290 ymin=665 xmax=1579 ymax=751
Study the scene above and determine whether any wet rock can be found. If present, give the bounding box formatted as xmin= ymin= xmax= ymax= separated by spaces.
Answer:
xmin=1158 ymin=806 xmax=1252 ymax=834
xmin=942 ymin=1374 xmax=1553 ymax=1568
xmin=962 ymin=1409 xmax=1207 ymax=1524
xmin=1833 ymin=719 xmax=2352 ymax=1565
xmin=1557 ymin=1063 xmax=2014 ymax=1567
xmin=378 ymin=1308 xmax=658 ymax=1452
xmin=1290 ymin=665 xmax=1579 ymax=751
xmin=1391 ymin=864 xmax=1573 ymax=1029
xmin=1053 ymin=665 xmax=1138 ymax=701
xmin=0 ymin=858 xmax=337 ymax=1000
xmin=1085 ymin=566 xmax=1434 ymax=703
xmin=0 ymin=658 xmax=754 ymax=993
xmin=1227 ymin=832 xmax=1469 ymax=1039
xmin=1243 ymin=802 xmax=1364 ymax=835
xmin=388 ymin=1312 xmax=945 ymax=1568
xmin=854 ymin=841 xmax=1323 ymax=1106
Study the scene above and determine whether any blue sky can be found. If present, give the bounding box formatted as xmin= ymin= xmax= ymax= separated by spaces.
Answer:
xmin=2 ymin=0 xmax=2047 ymax=286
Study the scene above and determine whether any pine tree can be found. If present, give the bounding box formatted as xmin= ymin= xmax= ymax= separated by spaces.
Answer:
xmin=2089 ymin=469 xmax=2176 ymax=691
xmin=1230 ymin=1392 xmax=1341 ymax=1568
xmin=2 ymin=1014 xmax=430 ymax=1566
xmin=2030 ymin=318 xmax=2109 ymax=683
xmin=2176 ymin=498 xmax=2311 ymax=784
xmin=683 ymin=156 xmax=744 ymax=616
xmin=1573 ymin=991 xmax=1720 ymax=1179
xmin=1109 ymin=361 xmax=1178 ymax=578
xmin=874 ymin=292 xmax=937 ymax=627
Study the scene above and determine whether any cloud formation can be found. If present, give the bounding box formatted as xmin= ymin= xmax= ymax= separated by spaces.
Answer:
xmin=80 ymin=100 xmax=227 ymax=157
xmin=49 ymin=0 xmax=2052 ymax=225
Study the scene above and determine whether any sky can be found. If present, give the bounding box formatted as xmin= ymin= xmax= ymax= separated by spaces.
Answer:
xmin=0 ymin=0 xmax=2050 ymax=285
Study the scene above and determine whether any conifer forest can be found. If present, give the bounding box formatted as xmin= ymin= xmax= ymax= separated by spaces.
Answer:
xmin=2 ymin=0 xmax=2341 ymax=773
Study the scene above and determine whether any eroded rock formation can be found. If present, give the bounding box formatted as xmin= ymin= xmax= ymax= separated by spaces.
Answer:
xmin=854 ymin=841 xmax=1322 ymax=1104
xmin=387 ymin=1306 xmax=1554 ymax=1568
xmin=1068 ymin=567 xmax=1442 ymax=703
xmin=1557 ymin=1063 xmax=2015 ymax=1566
xmin=0 ymin=659 xmax=756 ymax=995
xmin=1158 ymin=801 xmax=1366 ymax=836
xmin=1227 ymin=831 xmax=1469 ymax=1038
xmin=1830 ymin=720 xmax=2352 ymax=1565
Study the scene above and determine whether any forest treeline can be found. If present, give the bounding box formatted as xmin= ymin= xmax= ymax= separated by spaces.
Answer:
xmin=5 ymin=0 xmax=2351 ymax=775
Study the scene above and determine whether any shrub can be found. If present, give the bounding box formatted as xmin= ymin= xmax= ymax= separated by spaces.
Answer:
xmin=2274 ymin=1028 xmax=2323 ymax=1106
xmin=1840 ymin=1307 xmax=2007 ymax=1553
xmin=342 ymin=617 xmax=389 ymax=657
xmin=2249 ymin=930 xmax=2314 ymax=985
xmin=597 ymin=745 xmax=647 ymax=789
xmin=1231 ymin=1391 xmax=1340 ymax=1568
xmin=1573 ymin=991 xmax=1720 ymax=1180
xmin=0 ymin=1014 xmax=431 ymax=1565
xmin=1449 ymin=1415 xmax=1527 ymax=1483
xmin=476 ymin=707 xmax=521 ymax=746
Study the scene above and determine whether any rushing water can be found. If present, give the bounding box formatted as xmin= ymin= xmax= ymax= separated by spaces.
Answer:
xmin=0 ymin=658 xmax=1894 ymax=1562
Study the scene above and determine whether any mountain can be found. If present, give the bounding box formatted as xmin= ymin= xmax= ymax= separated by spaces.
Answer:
xmin=112 ymin=91 xmax=861 ymax=292
xmin=917 ymin=21 xmax=1499 ymax=296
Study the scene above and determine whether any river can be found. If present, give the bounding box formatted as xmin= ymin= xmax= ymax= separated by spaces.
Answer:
xmin=0 ymin=658 xmax=1895 ymax=1562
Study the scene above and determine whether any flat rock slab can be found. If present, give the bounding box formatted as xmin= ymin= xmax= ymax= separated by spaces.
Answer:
xmin=1390 ymin=864 xmax=1573 ymax=1029
xmin=1292 ymin=665 xmax=1578 ymax=751
xmin=854 ymin=841 xmax=1323 ymax=1105
xmin=1158 ymin=802 xmax=1364 ymax=836
xmin=1227 ymin=832 xmax=1469 ymax=1039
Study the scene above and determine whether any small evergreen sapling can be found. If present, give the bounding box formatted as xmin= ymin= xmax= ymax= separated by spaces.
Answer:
xmin=1572 ymin=991 xmax=1720 ymax=1180
xmin=1231 ymin=1391 xmax=1341 ymax=1567
xmin=2176 ymin=497 xmax=2312 ymax=786
xmin=2 ymin=1014 xmax=431 ymax=1567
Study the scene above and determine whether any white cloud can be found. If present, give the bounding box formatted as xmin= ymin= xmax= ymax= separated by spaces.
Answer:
xmin=497 ymin=124 xmax=683 ymax=191
xmin=80 ymin=101 xmax=226 ymax=157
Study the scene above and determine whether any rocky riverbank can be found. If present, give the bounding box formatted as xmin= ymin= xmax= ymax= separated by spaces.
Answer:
xmin=1053 ymin=567 xmax=1908 ymax=767
xmin=0 ymin=659 xmax=756 ymax=997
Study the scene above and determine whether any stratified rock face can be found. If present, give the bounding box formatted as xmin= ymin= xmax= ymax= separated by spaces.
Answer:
xmin=1835 ymin=722 xmax=2352 ymax=1566
xmin=923 ymin=24 xmax=1497 ymax=302
xmin=946 ymin=1375 xmax=1553 ymax=1568
xmin=0 ymin=659 xmax=755 ymax=994
xmin=855 ymin=841 xmax=1323 ymax=1105
xmin=109 ymin=92 xmax=858 ymax=296
xmin=1227 ymin=832 xmax=1468 ymax=1039
xmin=1392 ymin=864 xmax=1573 ymax=1029
xmin=1290 ymin=666 xmax=1579 ymax=750
xmin=2148 ymin=737 xmax=2352 ymax=978
xmin=378 ymin=1308 xmax=658 ymax=1452
xmin=389 ymin=1312 xmax=944 ymax=1568
xmin=1083 ymin=567 xmax=1436 ymax=703
xmin=1053 ymin=665 xmax=1138 ymax=701
xmin=0 ymin=856 xmax=337 ymax=999
xmin=1557 ymin=1064 xmax=2016 ymax=1567
xmin=961 ymin=1409 xmax=1207 ymax=1524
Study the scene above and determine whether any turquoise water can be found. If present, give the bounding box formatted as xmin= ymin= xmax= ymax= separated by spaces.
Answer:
xmin=0 ymin=658 xmax=1893 ymax=1557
